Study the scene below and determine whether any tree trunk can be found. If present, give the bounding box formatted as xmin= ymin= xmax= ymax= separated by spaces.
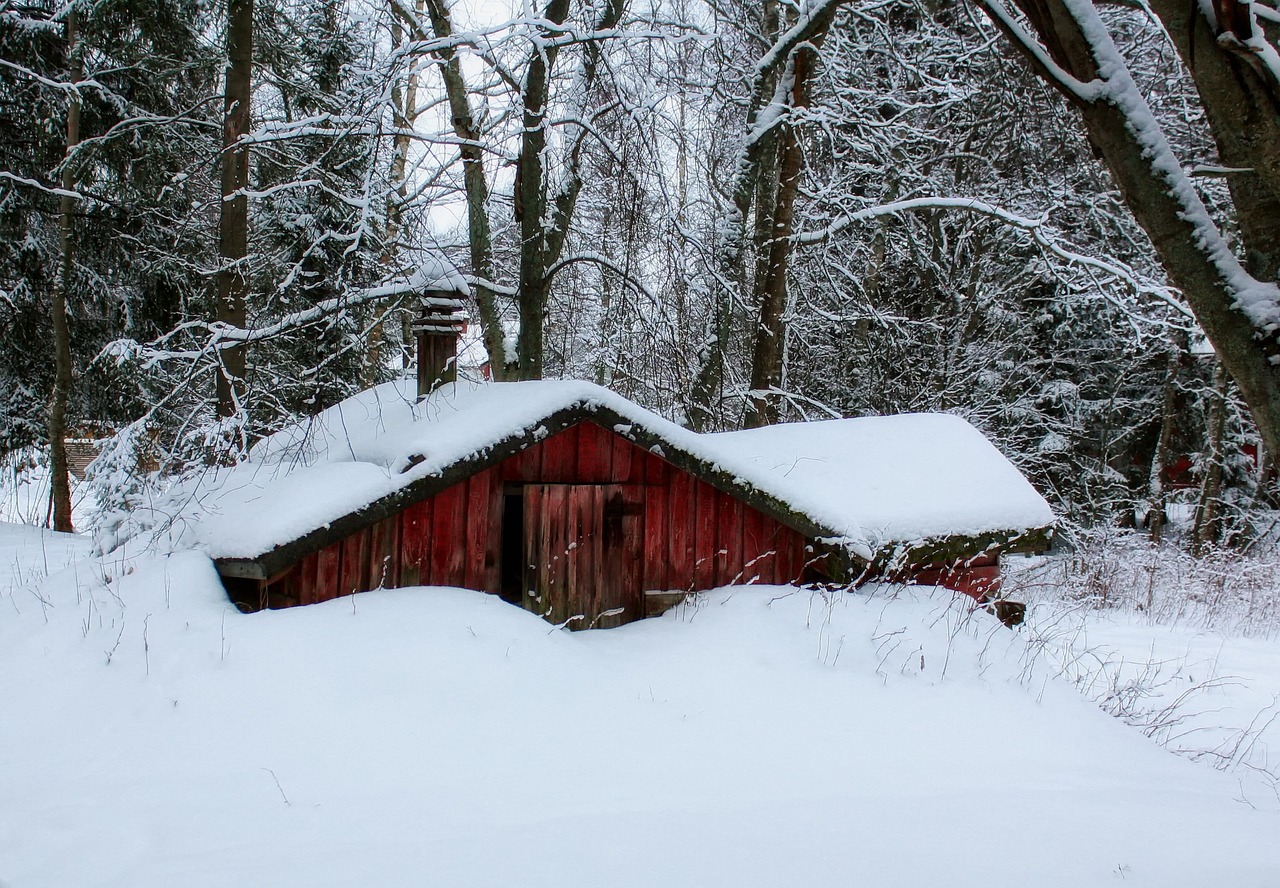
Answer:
xmin=512 ymin=0 xmax=572 ymax=381
xmin=1146 ymin=0 xmax=1280 ymax=283
xmin=216 ymin=0 xmax=252 ymax=421
xmin=48 ymin=5 xmax=82 ymax=534
xmin=1147 ymin=341 xmax=1182 ymax=544
xmin=744 ymin=41 xmax=822 ymax=429
xmin=689 ymin=1 xmax=841 ymax=430
xmin=1193 ymin=360 xmax=1231 ymax=553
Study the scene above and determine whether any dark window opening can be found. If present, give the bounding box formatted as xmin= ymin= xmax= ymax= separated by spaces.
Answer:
xmin=500 ymin=489 xmax=526 ymax=604
xmin=221 ymin=575 xmax=265 ymax=612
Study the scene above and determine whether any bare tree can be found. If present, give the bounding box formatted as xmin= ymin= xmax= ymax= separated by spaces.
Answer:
xmin=216 ymin=0 xmax=252 ymax=426
xmin=975 ymin=0 xmax=1280 ymax=464
xmin=687 ymin=0 xmax=846 ymax=430
xmin=48 ymin=3 xmax=81 ymax=532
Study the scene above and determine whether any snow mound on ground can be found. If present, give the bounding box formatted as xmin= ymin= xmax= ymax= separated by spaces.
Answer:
xmin=1 ymin=541 xmax=1276 ymax=887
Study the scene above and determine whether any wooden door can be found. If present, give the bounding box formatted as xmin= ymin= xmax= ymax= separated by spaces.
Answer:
xmin=523 ymin=484 xmax=641 ymax=629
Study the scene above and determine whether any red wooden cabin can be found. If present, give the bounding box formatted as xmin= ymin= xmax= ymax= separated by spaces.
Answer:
xmin=208 ymin=286 xmax=1051 ymax=628
xmin=211 ymin=389 xmax=1050 ymax=629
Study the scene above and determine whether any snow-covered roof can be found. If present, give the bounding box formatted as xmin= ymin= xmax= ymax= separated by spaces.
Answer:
xmin=191 ymin=379 xmax=1052 ymax=566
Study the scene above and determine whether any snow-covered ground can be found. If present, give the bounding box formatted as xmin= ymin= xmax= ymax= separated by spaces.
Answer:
xmin=1041 ymin=611 xmax=1280 ymax=786
xmin=2 ymin=520 xmax=1279 ymax=887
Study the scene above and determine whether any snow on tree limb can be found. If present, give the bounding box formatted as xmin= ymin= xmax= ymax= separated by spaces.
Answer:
xmin=796 ymin=195 xmax=1190 ymax=316
xmin=976 ymin=0 xmax=1107 ymax=102
xmin=977 ymin=0 xmax=1280 ymax=338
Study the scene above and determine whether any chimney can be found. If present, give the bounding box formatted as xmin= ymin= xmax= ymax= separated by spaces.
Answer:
xmin=413 ymin=289 xmax=468 ymax=396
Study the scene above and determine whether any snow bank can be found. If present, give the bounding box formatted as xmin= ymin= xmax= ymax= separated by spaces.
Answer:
xmin=0 ymin=537 xmax=1275 ymax=888
xmin=183 ymin=379 xmax=1052 ymax=561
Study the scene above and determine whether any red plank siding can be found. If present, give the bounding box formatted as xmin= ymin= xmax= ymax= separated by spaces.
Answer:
xmin=297 ymin=552 xmax=319 ymax=605
xmin=716 ymin=490 xmax=745 ymax=587
xmin=666 ymin=469 xmax=695 ymax=591
xmin=693 ymin=480 xmax=718 ymax=591
xmin=643 ymin=480 xmax=668 ymax=591
xmin=368 ymin=516 xmax=396 ymax=590
xmin=522 ymin=484 xmax=544 ymax=614
xmin=615 ymin=486 xmax=644 ymax=624
xmin=741 ymin=508 xmax=772 ymax=585
xmin=265 ymin=417 xmax=885 ymax=624
xmin=483 ymin=473 xmax=504 ymax=594
xmin=776 ymin=525 xmax=805 ymax=585
xmin=316 ymin=541 xmax=341 ymax=602
xmin=612 ymin=426 xmax=638 ymax=484
xmin=464 ymin=470 xmax=492 ymax=591
xmin=642 ymin=447 xmax=668 ymax=485
xmin=338 ymin=529 xmax=368 ymax=598
xmin=502 ymin=442 xmax=542 ymax=482
xmin=576 ymin=421 xmax=615 ymax=482
xmin=399 ymin=498 xmax=431 ymax=587
xmin=430 ymin=482 xmax=467 ymax=587
xmin=541 ymin=424 xmax=579 ymax=481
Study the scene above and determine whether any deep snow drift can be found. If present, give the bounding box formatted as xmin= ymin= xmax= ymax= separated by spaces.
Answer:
xmin=2 ymin=521 xmax=1278 ymax=887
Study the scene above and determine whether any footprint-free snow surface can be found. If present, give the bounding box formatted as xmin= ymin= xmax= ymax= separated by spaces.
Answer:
xmin=1 ymin=523 xmax=1277 ymax=887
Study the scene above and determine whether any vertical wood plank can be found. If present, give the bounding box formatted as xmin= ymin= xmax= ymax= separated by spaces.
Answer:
xmin=620 ymin=485 xmax=645 ymax=620
xmin=776 ymin=525 xmax=804 ymax=585
xmin=642 ymin=447 xmax=668 ymax=485
xmin=367 ymin=516 xmax=393 ymax=590
xmin=597 ymin=485 xmax=625 ymax=628
xmin=386 ymin=514 xmax=402 ymax=589
xmin=693 ymin=480 xmax=718 ymax=590
xmin=295 ymin=552 xmax=316 ymax=606
xmin=576 ymin=422 xmax=614 ymax=482
xmin=643 ymin=481 xmax=668 ymax=591
xmin=565 ymin=485 xmax=596 ymax=627
xmin=338 ymin=529 xmax=368 ymax=597
xmin=666 ymin=469 xmax=695 ymax=591
xmin=502 ymin=441 xmax=543 ymax=482
xmin=612 ymin=429 xmax=637 ymax=484
xmin=741 ymin=508 xmax=773 ymax=585
xmin=399 ymin=498 xmax=432 ymax=587
xmin=316 ymin=541 xmax=341 ymax=603
xmin=484 ymin=474 xmax=505 ymax=595
xmin=716 ymin=491 xmax=744 ymax=587
xmin=545 ymin=485 xmax=569 ymax=620
xmin=522 ymin=485 xmax=544 ymax=614
xmin=464 ymin=470 xmax=491 ymax=591
xmin=431 ymin=482 xmax=467 ymax=587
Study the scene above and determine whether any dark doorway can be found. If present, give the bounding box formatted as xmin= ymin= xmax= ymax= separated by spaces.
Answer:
xmin=499 ymin=488 xmax=525 ymax=604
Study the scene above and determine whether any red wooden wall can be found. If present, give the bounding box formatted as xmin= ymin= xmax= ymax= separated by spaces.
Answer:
xmin=261 ymin=420 xmax=813 ymax=623
xmin=909 ymin=554 xmax=1001 ymax=601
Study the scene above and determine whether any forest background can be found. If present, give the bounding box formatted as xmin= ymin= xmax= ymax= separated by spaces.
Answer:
xmin=3 ymin=0 xmax=1280 ymax=561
